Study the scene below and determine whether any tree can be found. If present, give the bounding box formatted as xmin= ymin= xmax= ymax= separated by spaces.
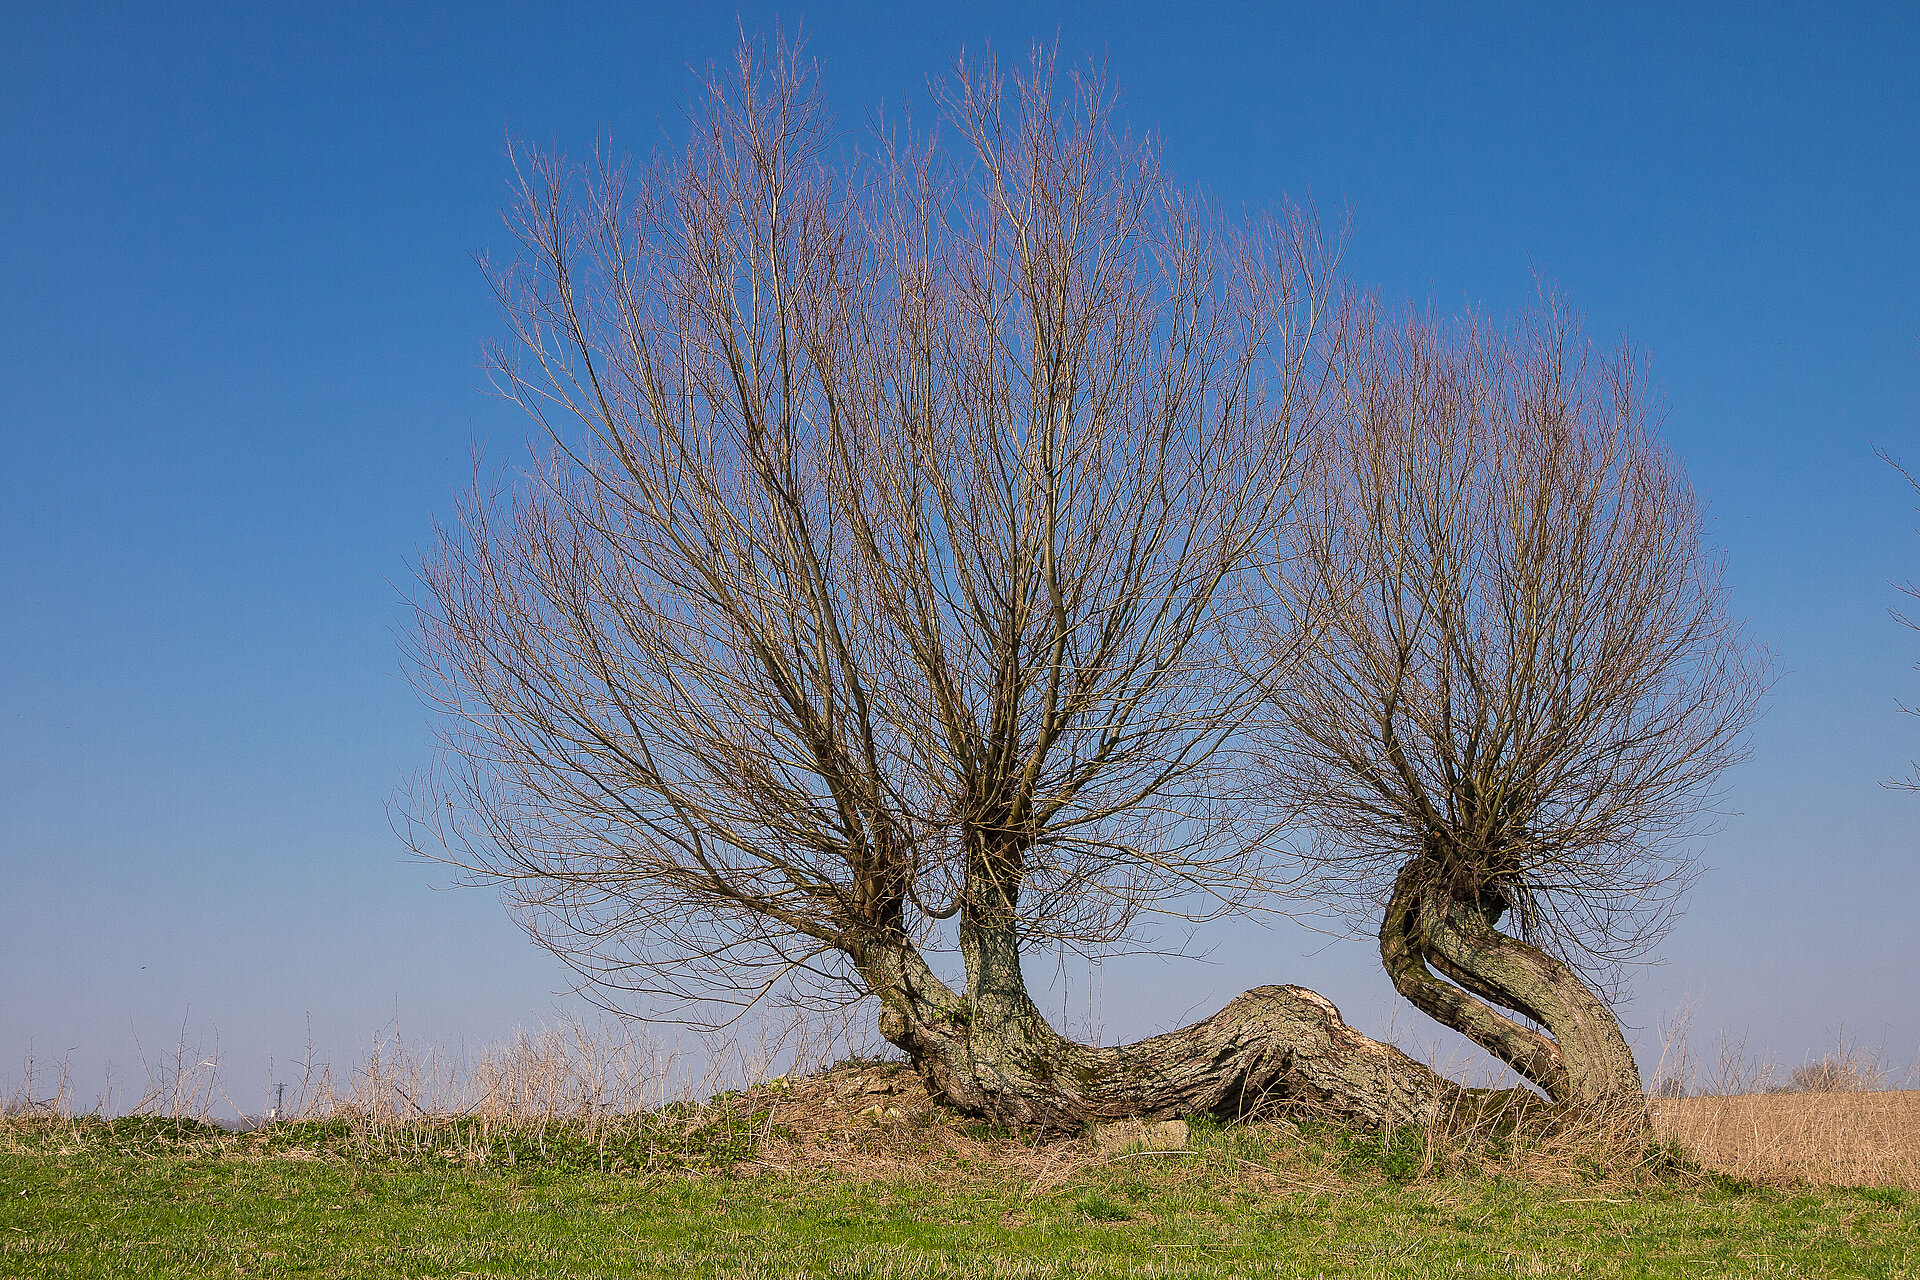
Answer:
xmin=406 ymin=39 xmax=1479 ymax=1132
xmin=1249 ymin=301 xmax=1765 ymax=1112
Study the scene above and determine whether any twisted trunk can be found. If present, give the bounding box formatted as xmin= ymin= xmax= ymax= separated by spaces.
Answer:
xmin=838 ymin=831 xmax=1539 ymax=1138
xmin=852 ymin=921 xmax=1496 ymax=1136
xmin=1379 ymin=861 xmax=1645 ymax=1117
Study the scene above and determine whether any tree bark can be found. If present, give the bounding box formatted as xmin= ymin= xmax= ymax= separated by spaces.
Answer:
xmin=853 ymin=929 xmax=1500 ymax=1137
xmin=1379 ymin=861 xmax=1645 ymax=1116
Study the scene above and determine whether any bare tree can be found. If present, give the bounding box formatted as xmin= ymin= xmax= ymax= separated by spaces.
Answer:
xmin=406 ymin=39 xmax=1476 ymax=1132
xmin=1248 ymin=300 xmax=1765 ymax=1111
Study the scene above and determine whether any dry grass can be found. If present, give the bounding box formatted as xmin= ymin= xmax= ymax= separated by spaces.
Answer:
xmin=739 ymin=1066 xmax=1678 ymax=1198
xmin=13 ymin=1015 xmax=1920 ymax=1195
xmin=1654 ymin=1090 xmax=1920 ymax=1191
xmin=1 ymin=1009 xmax=893 ymax=1172
xmin=735 ymin=1061 xmax=1129 ymax=1190
xmin=743 ymin=1064 xmax=1920 ymax=1199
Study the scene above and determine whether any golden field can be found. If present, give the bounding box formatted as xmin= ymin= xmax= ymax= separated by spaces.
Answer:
xmin=1654 ymin=1090 xmax=1920 ymax=1191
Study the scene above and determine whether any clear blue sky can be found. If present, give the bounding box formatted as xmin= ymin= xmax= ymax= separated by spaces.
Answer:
xmin=3 ymin=2 xmax=1916 ymax=1108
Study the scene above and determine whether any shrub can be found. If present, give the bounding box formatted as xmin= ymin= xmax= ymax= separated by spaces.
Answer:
xmin=1783 ymin=1047 xmax=1886 ymax=1094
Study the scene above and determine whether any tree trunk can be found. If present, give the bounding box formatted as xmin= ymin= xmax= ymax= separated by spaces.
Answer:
xmin=1379 ymin=861 xmax=1645 ymax=1117
xmin=854 ymin=928 xmax=1503 ymax=1137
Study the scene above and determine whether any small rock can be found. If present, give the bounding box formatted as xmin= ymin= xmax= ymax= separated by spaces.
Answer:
xmin=1093 ymin=1117 xmax=1190 ymax=1155
xmin=863 ymin=1079 xmax=899 ymax=1095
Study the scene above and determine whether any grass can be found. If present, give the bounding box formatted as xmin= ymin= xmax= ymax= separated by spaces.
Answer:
xmin=1653 ymin=1092 xmax=1920 ymax=1192
xmin=8 ymin=1026 xmax=1919 ymax=1277
xmin=5 ymin=1108 xmax=1920 ymax=1278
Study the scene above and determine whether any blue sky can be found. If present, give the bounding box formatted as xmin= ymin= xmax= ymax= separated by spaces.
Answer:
xmin=3 ymin=2 xmax=1916 ymax=1108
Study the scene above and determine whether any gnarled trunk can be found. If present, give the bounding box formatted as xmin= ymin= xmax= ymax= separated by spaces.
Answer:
xmin=853 ymin=926 xmax=1499 ymax=1137
xmin=1379 ymin=861 xmax=1645 ymax=1118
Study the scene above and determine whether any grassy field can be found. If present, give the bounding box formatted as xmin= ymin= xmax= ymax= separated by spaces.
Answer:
xmin=4 ymin=1115 xmax=1919 ymax=1278
xmin=5 ymin=1058 xmax=1919 ymax=1279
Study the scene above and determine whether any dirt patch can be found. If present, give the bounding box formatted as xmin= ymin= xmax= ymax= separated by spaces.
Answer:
xmin=736 ymin=1062 xmax=1051 ymax=1180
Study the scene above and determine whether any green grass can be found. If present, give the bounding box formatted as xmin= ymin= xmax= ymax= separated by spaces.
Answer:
xmin=3 ymin=1119 xmax=1918 ymax=1278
